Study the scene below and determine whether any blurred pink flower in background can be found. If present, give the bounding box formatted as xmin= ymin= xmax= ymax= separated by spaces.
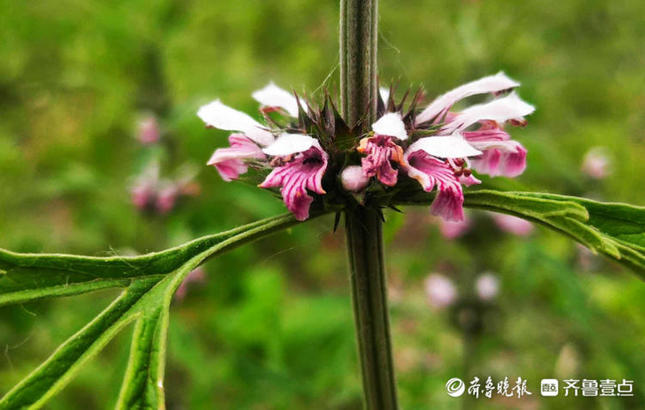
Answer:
xmin=438 ymin=213 xmax=472 ymax=239
xmin=581 ymin=147 xmax=612 ymax=179
xmin=492 ymin=213 xmax=534 ymax=236
xmin=424 ymin=273 xmax=457 ymax=309
xmin=156 ymin=184 xmax=179 ymax=214
xmin=175 ymin=267 xmax=207 ymax=302
xmin=475 ymin=272 xmax=500 ymax=301
xmin=130 ymin=163 xmax=160 ymax=211
xmin=130 ymin=163 xmax=200 ymax=214
xmin=137 ymin=115 xmax=161 ymax=145
xmin=576 ymin=243 xmax=599 ymax=271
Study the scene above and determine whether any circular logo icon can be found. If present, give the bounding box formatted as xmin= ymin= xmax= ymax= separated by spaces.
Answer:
xmin=446 ymin=378 xmax=465 ymax=397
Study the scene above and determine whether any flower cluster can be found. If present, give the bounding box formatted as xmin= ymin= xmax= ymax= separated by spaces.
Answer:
xmin=198 ymin=74 xmax=534 ymax=221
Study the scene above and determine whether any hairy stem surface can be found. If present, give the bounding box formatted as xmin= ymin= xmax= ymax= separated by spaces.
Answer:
xmin=345 ymin=207 xmax=398 ymax=409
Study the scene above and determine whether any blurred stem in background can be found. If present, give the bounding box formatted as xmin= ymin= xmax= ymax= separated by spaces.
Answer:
xmin=340 ymin=0 xmax=398 ymax=409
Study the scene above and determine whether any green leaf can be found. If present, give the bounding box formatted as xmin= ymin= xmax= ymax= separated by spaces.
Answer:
xmin=0 ymin=279 xmax=155 ymax=409
xmin=0 ymin=214 xmax=303 ymax=306
xmin=395 ymin=189 xmax=645 ymax=275
xmin=0 ymin=212 xmax=317 ymax=409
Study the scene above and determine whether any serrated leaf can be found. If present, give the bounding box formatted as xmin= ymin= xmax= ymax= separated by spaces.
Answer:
xmin=0 ymin=278 xmax=156 ymax=409
xmin=0 ymin=214 xmax=303 ymax=306
xmin=0 ymin=212 xmax=317 ymax=409
xmin=394 ymin=189 xmax=645 ymax=275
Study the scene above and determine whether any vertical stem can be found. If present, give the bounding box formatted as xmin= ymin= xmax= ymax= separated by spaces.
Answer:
xmin=340 ymin=0 xmax=378 ymax=129
xmin=345 ymin=207 xmax=398 ymax=409
xmin=341 ymin=2 xmax=398 ymax=409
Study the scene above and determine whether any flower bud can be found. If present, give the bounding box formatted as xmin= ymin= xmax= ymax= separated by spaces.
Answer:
xmin=341 ymin=166 xmax=370 ymax=192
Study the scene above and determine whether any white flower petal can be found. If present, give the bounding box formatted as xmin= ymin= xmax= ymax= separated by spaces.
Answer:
xmin=252 ymin=82 xmax=300 ymax=117
xmin=197 ymin=99 xmax=274 ymax=146
xmin=416 ymin=72 xmax=520 ymax=124
xmin=262 ymin=133 xmax=317 ymax=156
xmin=371 ymin=112 xmax=408 ymax=140
xmin=379 ymin=87 xmax=390 ymax=102
xmin=407 ymin=134 xmax=482 ymax=159
xmin=442 ymin=92 xmax=535 ymax=133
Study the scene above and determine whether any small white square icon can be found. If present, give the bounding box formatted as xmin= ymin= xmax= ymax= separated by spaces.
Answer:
xmin=541 ymin=379 xmax=559 ymax=397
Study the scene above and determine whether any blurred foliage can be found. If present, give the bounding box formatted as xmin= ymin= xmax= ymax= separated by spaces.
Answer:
xmin=0 ymin=0 xmax=644 ymax=408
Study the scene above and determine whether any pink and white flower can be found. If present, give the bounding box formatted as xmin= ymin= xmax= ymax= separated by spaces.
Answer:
xmin=198 ymin=99 xmax=273 ymax=181
xmin=259 ymin=137 xmax=328 ymax=221
xmin=206 ymin=134 xmax=266 ymax=181
xmin=414 ymin=74 xmax=534 ymax=181
xmin=199 ymin=76 xmax=533 ymax=222
xmin=353 ymin=73 xmax=534 ymax=221
xmin=252 ymin=82 xmax=300 ymax=117
xmin=199 ymin=84 xmax=332 ymax=221
xmin=357 ymin=113 xmax=407 ymax=186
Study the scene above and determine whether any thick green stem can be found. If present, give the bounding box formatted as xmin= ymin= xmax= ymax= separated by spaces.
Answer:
xmin=340 ymin=0 xmax=378 ymax=129
xmin=340 ymin=1 xmax=397 ymax=408
xmin=345 ymin=207 xmax=398 ymax=409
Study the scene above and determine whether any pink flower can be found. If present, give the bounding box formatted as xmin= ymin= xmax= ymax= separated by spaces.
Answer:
xmin=581 ymin=147 xmax=611 ymax=179
xmin=462 ymin=121 xmax=528 ymax=177
xmin=137 ymin=115 xmax=161 ymax=145
xmin=341 ymin=165 xmax=370 ymax=192
xmin=424 ymin=273 xmax=457 ymax=309
xmin=259 ymin=140 xmax=328 ymax=221
xmin=207 ymin=134 xmax=266 ymax=181
xmin=475 ymin=272 xmax=500 ymax=301
xmin=198 ymin=85 xmax=331 ymax=221
xmin=399 ymin=73 xmax=533 ymax=220
xmin=402 ymin=134 xmax=482 ymax=222
xmin=439 ymin=213 xmax=472 ymax=239
xmin=358 ymin=113 xmax=408 ymax=186
xmin=358 ymin=135 xmax=405 ymax=186
xmin=198 ymin=84 xmax=307 ymax=183
xmin=438 ymin=92 xmax=535 ymax=135
xmin=198 ymin=98 xmax=275 ymax=181
xmin=491 ymin=213 xmax=534 ymax=236
xmin=432 ymin=90 xmax=534 ymax=179
xmin=405 ymin=150 xmax=467 ymax=221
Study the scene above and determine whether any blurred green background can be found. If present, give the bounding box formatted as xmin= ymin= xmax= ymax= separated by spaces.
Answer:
xmin=1 ymin=0 xmax=645 ymax=408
